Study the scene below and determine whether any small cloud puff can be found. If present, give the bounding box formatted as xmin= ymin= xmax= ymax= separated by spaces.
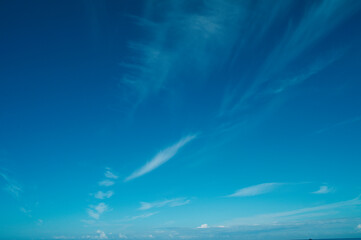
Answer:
xmin=94 ymin=191 xmax=114 ymax=199
xmin=139 ymin=198 xmax=190 ymax=210
xmin=197 ymin=224 xmax=209 ymax=229
xmin=118 ymin=233 xmax=128 ymax=239
xmin=312 ymin=185 xmax=334 ymax=194
xmin=96 ymin=230 xmax=108 ymax=239
xmin=87 ymin=203 xmax=109 ymax=220
xmin=125 ymin=135 xmax=196 ymax=181
xmin=130 ymin=212 xmax=158 ymax=221
xmin=105 ymin=169 xmax=118 ymax=179
xmin=98 ymin=180 xmax=114 ymax=187
xmin=228 ymin=183 xmax=282 ymax=197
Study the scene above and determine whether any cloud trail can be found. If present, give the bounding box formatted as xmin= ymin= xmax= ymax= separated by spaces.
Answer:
xmin=312 ymin=186 xmax=333 ymax=194
xmin=227 ymin=183 xmax=283 ymax=197
xmin=315 ymin=115 xmax=361 ymax=134
xmin=125 ymin=135 xmax=196 ymax=181
xmin=98 ymin=180 xmax=114 ymax=187
xmin=104 ymin=169 xmax=118 ymax=179
xmin=87 ymin=202 xmax=109 ymax=220
xmin=220 ymin=0 xmax=361 ymax=118
xmin=139 ymin=198 xmax=190 ymax=210
xmin=227 ymin=195 xmax=361 ymax=226
xmin=0 ymin=172 xmax=22 ymax=198
xmin=130 ymin=212 xmax=158 ymax=221
xmin=94 ymin=191 xmax=114 ymax=199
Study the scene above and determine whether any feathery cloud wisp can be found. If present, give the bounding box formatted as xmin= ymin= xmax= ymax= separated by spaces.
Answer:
xmin=96 ymin=230 xmax=108 ymax=239
xmin=228 ymin=183 xmax=283 ymax=197
xmin=227 ymin=195 xmax=361 ymax=226
xmin=87 ymin=203 xmax=109 ymax=220
xmin=0 ymin=172 xmax=22 ymax=198
xmin=98 ymin=180 xmax=114 ymax=187
xmin=139 ymin=198 xmax=190 ymax=210
xmin=130 ymin=212 xmax=158 ymax=221
xmin=105 ymin=169 xmax=118 ymax=179
xmin=125 ymin=135 xmax=196 ymax=181
xmin=357 ymin=224 xmax=361 ymax=231
xmin=312 ymin=186 xmax=333 ymax=194
xmin=197 ymin=224 xmax=209 ymax=229
xmin=118 ymin=233 xmax=128 ymax=239
xmin=94 ymin=191 xmax=114 ymax=199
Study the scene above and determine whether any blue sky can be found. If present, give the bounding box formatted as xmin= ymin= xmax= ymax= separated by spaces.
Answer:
xmin=1 ymin=0 xmax=361 ymax=239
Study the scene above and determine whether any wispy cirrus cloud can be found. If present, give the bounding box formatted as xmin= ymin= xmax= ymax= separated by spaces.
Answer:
xmin=315 ymin=115 xmax=361 ymax=134
xmin=312 ymin=185 xmax=334 ymax=194
xmin=129 ymin=212 xmax=158 ymax=221
xmin=96 ymin=230 xmax=108 ymax=239
xmin=227 ymin=183 xmax=283 ymax=197
xmin=125 ymin=135 xmax=196 ymax=181
xmin=0 ymin=172 xmax=22 ymax=198
xmin=139 ymin=197 xmax=190 ymax=210
xmin=226 ymin=195 xmax=361 ymax=226
xmin=357 ymin=224 xmax=361 ymax=231
xmin=104 ymin=169 xmax=118 ymax=179
xmin=87 ymin=202 xmax=109 ymax=220
xmin=219 ymin=0 xmax=361 ymax=119
xmin=120 ymin=1 xmax=245 ymax=107
xmin=98 ymin=180 xmax=114 ymax=187
xmin=197 ymin=224 xmax=209 ymax=229
xmin=93 ymin=191 xmax=114 ymax=199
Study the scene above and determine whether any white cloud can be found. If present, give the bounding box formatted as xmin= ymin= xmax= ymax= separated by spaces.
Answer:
xmin=228 ymin=183 xmax=283 ymax=197
xmin=20 ymin=207 xmax=32 ymax=215
xmin=312 ymin=185 xmax=333 ymax=194
xmin=94 ymin=191 xmax=114 ymax=199
xmin=118 ymin=233 xmax=128 ymax=239
xmin=120 ymin=1 xmax=244 ymax=107
xmin=316 ymin=115 xmax=361 ymax=134
xmin=87 ymin=209 xmax=99 ymax=220
xmin=0 ymin=172 xmax=22 ymax=198
xmin=125 ymin=135 xmax=196 ymax=181
xmin=226 ymin=195 xmax=361 ymax=226
xmin=197 ymin=224 xmax=209 ymax=229
xmin=98 ymin=180 xmax=114 ymax=187
xmin=357 ymin=224 xmax=361 ymax=231
xmin=52 ymin=236 xmax=74 ymax=240
xmin=87 ymin=203 xmax=109 ymax=220
xmin=219 ymin=1 xmax=361 ymax=119
xmin=139 ymin=198 xmax=190 ymax=210
xmin=105 ymin=170 xmax=118 ymax=179
xmin=96 ymin=230 xmax=108 ymax=239
xmin=130 ymin=212 xmax=158 ymax=221
xmin=94 ymin=203 xmax=108 ymax=214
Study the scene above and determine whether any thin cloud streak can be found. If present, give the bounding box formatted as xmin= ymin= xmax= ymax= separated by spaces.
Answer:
xmin=129 ymin=212 xmax=158 ymax=221
xmin=94 ymin=191 xmax=114 ymax=199
xmin=98 ymin=180 xmax=115 ymax=187
xmin=226 ymin=195 xmax=361 ymax=226
xmin=139 ymin=198 xmax=190 ymax=210
xmin=105 ymin=169 xmax=118 ymax=179
xmin=312 ymin=186 xmax=333 ymax=194
xmin=87 ymin=203 xmax=109 ymax=220
xmin=220 ymin=1 xmax=361 ymax=118
xmin=120 ymin=1 xmax=245 ymax=107
xmin=227 ymin=183 xmax=283 ymax=197
xmin=0 ymin=172 xmax=22 ymax=198
xmin=315 ymin=115 xmax=361 ymax=134
xmin=125 ymin=135 xmax=196 ymax=181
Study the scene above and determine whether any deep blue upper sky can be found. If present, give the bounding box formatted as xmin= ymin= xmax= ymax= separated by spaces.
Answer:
xmin=1 ymin=1 xmax=361 ymax=240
